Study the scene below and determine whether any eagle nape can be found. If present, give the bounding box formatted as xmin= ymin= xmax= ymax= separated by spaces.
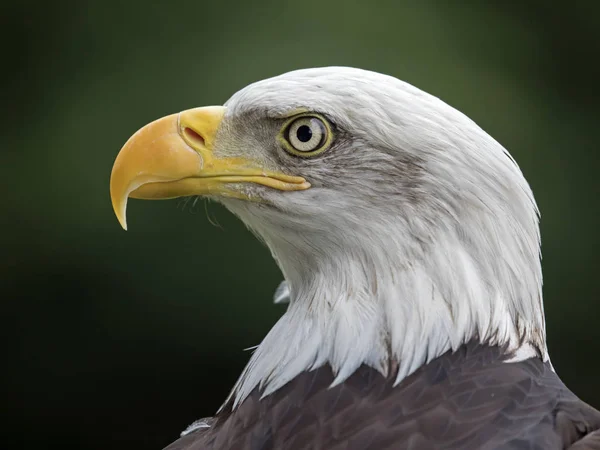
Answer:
xmin=109 ymin=67 xmax=600 ymax=450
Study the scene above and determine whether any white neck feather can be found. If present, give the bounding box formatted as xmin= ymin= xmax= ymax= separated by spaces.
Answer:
xmin=222 ymin=209 xmax=546 ymax=410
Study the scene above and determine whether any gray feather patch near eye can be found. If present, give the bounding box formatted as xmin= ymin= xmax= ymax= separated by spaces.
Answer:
xmin=273 ymin=280 xmax=291 ymax=304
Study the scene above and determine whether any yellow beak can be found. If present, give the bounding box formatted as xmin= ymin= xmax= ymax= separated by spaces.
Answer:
xmin=110 ymin=106 xmax=310 ymax=230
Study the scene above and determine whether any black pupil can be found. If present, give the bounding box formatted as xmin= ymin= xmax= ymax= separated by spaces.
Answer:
xmin=296 ymin=125 xmax=313 ymax=143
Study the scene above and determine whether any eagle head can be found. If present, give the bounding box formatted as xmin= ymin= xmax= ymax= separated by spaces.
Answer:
xmin=110 ymin=67 xmax=546 ymax=406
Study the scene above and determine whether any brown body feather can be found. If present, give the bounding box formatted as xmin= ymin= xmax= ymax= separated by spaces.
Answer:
xmin=164 ymin=343 xmax=600 ymax=450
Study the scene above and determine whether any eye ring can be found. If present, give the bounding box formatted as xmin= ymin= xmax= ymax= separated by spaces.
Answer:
xmin=278 ymin=113 xmax=333 ymax=157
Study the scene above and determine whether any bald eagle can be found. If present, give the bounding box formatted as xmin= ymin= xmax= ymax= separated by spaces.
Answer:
xmin=110 ymin=67 xmax=600 ymax=449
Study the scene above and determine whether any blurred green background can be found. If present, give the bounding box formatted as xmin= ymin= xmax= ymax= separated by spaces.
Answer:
xmin=2 ymin=1 xmax=599 ymax=449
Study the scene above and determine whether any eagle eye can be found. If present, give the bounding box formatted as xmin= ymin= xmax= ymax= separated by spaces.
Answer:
xmin=278 ymin=114 xmax=332 ymax=157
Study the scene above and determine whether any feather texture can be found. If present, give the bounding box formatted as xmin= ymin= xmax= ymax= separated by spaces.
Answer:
xmin=164 ymin=343 xmax=600 ymax=450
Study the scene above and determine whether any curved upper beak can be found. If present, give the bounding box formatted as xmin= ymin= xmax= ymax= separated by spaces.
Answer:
xmin=110 ymin=106 xmax=310 ymax=230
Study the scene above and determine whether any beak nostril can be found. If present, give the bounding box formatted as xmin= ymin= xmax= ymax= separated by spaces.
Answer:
xmin=183 ymin=127 xmax=206 ymax=147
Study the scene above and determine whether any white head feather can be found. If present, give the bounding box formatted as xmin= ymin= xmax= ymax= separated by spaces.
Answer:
xmin=212 ymin=67 xmax=546 ymax=409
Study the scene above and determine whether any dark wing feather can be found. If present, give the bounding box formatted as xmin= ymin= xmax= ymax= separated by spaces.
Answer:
xmin=164 ymin=343 xmax=600 ymax=450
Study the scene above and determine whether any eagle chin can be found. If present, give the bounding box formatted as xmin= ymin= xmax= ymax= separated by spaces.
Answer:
xmin=110 ymin=67 xmax=600 ymax=450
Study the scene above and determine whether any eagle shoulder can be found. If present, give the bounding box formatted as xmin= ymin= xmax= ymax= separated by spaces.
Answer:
xmin=164 ymin=342 xmax=600 ymax=450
